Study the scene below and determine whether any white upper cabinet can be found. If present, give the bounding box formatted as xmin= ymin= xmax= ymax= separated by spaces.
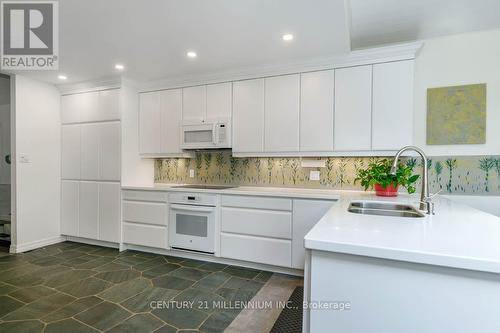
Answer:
xmin=334 ymin=65 xmax=373 ymax=151
xmin=77 ymin=91 xmax=100 ymax=123
xmin=160 ymin=89 xmax=183 ymax=154
xmin=264 ymin=74 xmax=300 ymax=152
xmin=62 ymin=89 xmax=119 ymax=124
xmin=61 ymin=94 xmax=80 ymax=124
xmin=99 ymin=122 xmax=121 ymax=181
xmin=139 ymin=91 xmax=161 ymax=154
xmin=206 ymin=82 xmax=232 ymax=120
xmin=300 ymin=70 xmax=335 ymax=152
xmin=372 ymin=60 xmax=414 ymax=150
xmin=98 ymin=89 xmax=120 ymax=121
xmin=182 ymin=85 xmax=206 ymax=123
xmin=232 ymin=79 xmax=265 ymax=153
xmin=61 ymin=124 xmax=81 ymax=179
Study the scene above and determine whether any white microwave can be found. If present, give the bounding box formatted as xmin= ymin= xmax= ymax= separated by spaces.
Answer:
xmin=181 ymin=119 xmax=231 ymax=149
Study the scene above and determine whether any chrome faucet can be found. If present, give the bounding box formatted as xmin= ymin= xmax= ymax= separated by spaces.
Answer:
xmin=390 ymin=146 xmax=434 ymax=215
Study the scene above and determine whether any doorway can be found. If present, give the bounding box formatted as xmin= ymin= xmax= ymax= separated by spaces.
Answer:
xmin=0 ymin=74 xmax=10 ymax=252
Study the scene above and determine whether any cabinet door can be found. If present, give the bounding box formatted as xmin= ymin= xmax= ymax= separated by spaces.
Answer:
xmin=99 ymin=182 xmax=120 ymax=243
xmin=61 ymin=180 xmax=79 ymax=236
xmin=61 ymin=94 xmax=80 ymax=124
xmin=372 ymin=60 xmax=414 ymax=150
xmin=220 ymin=233 xmax=292 ymax=267
xmin=99 ymin=122 xmax=121 ymax=181
xmin=182 ymin=86 xmax=206 ymax=123
xmin=232 ymin=79 xmax=265 ymax=153
xmin=139 ymin=92 xmax=161 ymax=154
xmin=160 ymin=89 xmax=182 ymax=154
xmin=206 ymin=82 xmax=232 ymax=120
xmin=98 ymin=89 xmax=120 ymax=121
xmin=61 ymin=124 xmax=80 ymax=179
xmin=265 ymin=74 xmax=300 ymax=152
xmin=78 ymin=91 xmax=100 ymax=123
xmin=79 ymin=182 xmax=99 ymax=239
xmin=334 ymin=65 xmax=372 ymax=151
xmin=292 ymin=199 xmax=334 ymax=269
xmin=300 ymin=70 xmax=334 ymax=152
xmin=80 ymin=123 xmax=100 ymax=180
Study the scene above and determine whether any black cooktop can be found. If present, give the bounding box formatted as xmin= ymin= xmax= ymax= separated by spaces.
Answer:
xmin=172 ymin=184 xmax=236 ymax=190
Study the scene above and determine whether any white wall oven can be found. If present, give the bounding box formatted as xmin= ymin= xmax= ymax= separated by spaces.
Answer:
xmin=168 ymin=193 xmax=217 ymax=254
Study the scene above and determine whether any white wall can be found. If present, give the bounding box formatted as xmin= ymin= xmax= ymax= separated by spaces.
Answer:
xmin=121 ymin=79 xmax=154 ymax=186
xmin=11 ymin=75 xmax=62 ymax=252
xmin=414 ymin=28 xmax=500 ymax=156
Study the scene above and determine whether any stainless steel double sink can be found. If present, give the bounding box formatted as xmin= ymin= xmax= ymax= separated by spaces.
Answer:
xmin=348 ymin=201 xmax=425 ymax=218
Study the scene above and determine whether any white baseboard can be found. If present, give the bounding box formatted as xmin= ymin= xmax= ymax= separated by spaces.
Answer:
xmin=10 ymin=235 xmax=66 ymax=253
xmin=64 ymin=236 xmax=119 ymax=249
xmin=122 ymin=243 xmax=304 ymax=277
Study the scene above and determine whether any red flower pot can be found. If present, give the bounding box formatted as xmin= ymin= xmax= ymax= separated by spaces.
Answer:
xmin=374 ymin=183 xmax=399 ymax=197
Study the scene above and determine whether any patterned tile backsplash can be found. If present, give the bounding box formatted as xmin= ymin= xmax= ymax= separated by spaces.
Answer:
xmin=155 ymin=152 xmax=500 ymax=195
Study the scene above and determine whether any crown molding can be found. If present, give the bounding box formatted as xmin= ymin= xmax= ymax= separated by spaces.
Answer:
xmin=57 ymin=75 xmax=122 ymax=95
xmin=138 ymin=41 xmax=423 ymax=92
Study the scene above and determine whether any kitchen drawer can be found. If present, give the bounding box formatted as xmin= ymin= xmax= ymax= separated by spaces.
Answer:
xmin=123 ymin=201 xmax=167 ymax=226
xmin=221 ymin=207 xmax=291 ymax=239
xmin=221 ymin=195 xmax=291 ymax=211
xmin=123 ymin=222 xmax=167 ymax=249
xmin=220 ymin=233 xmax=291 ymax=267
xmin=122 ymin=190 xmax=168 ymax=202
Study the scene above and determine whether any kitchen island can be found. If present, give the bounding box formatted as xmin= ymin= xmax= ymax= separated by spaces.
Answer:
xmin=303 ymin=193 xmax=500 ymax=333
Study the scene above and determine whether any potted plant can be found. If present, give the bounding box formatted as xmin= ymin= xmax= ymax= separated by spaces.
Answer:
xmin=355 ymin=159 xmax=419 ymax=197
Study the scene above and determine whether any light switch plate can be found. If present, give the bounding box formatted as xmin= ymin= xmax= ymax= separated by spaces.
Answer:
xmin=309 ymin=170 xmax=320 ymax=181
xmin=19 ymin=153 xmax=30 ymax=163
xmin=189 ymin=169 xmax=195 ymax=178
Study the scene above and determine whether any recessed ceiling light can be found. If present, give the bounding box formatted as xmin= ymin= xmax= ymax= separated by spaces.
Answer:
xmin=115 ymin=64 xmax=125 ymax=70
xmin=58 ymin=74 xmax=67 ymax=80
xmin=282 ymin=33 xmax=294 ymax=41
xmin=186 ymin=51 xmax=197 ymax=59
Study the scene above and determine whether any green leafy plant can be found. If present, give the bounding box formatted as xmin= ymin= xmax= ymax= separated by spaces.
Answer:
xmin=355 ymin=159 xmax=420 ymax=194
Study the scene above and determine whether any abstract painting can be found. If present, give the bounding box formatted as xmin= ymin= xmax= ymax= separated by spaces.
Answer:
xmin=427 ymin=83 xmax=486 ymax=145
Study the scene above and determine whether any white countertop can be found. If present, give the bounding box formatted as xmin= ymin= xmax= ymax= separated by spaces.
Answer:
xmin=122 ymin=184 xmax=342 ymax=200
xmin=305 ymin=192 xmax=500 ymax=274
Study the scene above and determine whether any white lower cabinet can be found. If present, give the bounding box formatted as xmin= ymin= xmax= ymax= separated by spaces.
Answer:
xmin=123 ymin=222 xmax=167 ymax=249
xmin=61 ymin=181 xmax=120 ymax=243
xmin=121 ymin=190 xmax=168 ymax=249
xmin=221 ymin=207 xmax=291 ymax=239
xmin=99 ymin=183 xmax=121 ymax=243
xmin=220 ymin=233 xmax=292 ymax=267
xmin=292 ymin=199 xmax=335 ymax=269
xmin=220 ymin=195 xmax=293 ymax=267
xmin=220 ymin=195 xmax=335 ymax=269
xmin=61 ymin=180 xmax=79 ymax=236
xmin=78 ymin=182 xmax=99 ymax=239
xmin=123 ymin=201 xmax=167 ymax=226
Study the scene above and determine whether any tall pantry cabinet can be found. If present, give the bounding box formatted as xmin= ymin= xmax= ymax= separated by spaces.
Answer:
xmin=60 ymin=89 xmax=121 ymax=243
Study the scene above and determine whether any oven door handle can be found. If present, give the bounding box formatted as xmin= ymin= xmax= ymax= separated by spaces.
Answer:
xmin=170 ymin=204 xmax=215 ymax=213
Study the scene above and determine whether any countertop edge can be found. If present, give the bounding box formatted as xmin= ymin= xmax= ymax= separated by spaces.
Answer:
xmin=304 ymin=238 xmax=500 ymax=275
xmin=121 ymin=185 xmax=343 ymax=200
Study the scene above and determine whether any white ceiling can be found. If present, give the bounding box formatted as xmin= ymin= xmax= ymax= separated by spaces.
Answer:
xmin=6 ymin=0 xmax=500 ymax=85
xmin=15 ymin=0 xmax=350 ymax=85
xmin=350 ymin=0 xmax=500 ymax=49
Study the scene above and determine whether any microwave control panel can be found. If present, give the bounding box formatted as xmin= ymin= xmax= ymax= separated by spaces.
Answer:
xmin=217 ymin=124 xmax=227 ymax=143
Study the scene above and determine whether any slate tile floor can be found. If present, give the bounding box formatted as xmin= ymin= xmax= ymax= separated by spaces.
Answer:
xmin=0 ymin=242 xmax=273 ymax=332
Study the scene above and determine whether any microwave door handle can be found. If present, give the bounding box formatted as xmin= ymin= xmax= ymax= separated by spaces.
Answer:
xmin=170 ymin=204 xmax=214 ymax=213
